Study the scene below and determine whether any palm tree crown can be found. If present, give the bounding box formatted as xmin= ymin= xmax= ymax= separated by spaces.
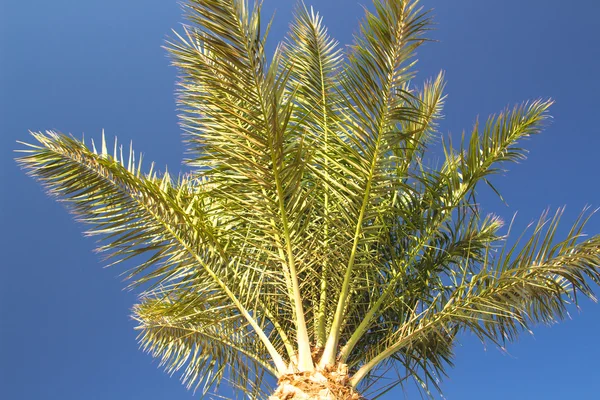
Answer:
xmin=17 ymin=0 xmax=600 ymax=398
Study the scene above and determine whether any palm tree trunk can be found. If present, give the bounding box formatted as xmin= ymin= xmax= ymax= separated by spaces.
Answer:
xmin=269 ymin=364 xmax=362 ymax=400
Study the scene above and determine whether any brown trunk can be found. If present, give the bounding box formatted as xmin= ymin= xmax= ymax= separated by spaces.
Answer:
xmin=269 ymin=364 xmax=362 ymax=400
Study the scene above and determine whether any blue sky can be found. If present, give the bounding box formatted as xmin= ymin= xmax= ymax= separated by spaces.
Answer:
xmin=1 ymin=0 xmax=599 ymax=399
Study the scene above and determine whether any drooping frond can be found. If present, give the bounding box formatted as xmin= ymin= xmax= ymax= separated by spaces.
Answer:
xmin=345 ymin=211 xmax=503 ymax=362
xmin=134 ymin=287 xmax=275 ymax=398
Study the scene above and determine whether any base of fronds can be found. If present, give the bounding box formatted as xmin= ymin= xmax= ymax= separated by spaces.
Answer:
xmin=269 ymin=364 xmax=362 ymax=400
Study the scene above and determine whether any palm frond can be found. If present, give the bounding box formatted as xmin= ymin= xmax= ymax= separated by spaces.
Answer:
xmin=134 ymin=288 xmax=275 ymax=398
xmin=17 ymin=131 xmax=200 ymax=289
xmin=338 ymin=99 xmax=553 ymax=362
xmin=350 ymin=209 xmax=600 ymax=386
xmin=169 ymin=0 xmax=316 ymax=369
xmin=281 ymin=2 xmax=345 ymax=348
xmin=321 ymin=0 xmax=432 ymax=366
xmin=16 ymin=130 xmax=288 ymax=379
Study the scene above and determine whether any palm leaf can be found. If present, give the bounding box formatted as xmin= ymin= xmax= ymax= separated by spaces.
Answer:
xmin=350 ymin=209 xmax=600 ymax=386
xmin=338 ymin=99 xmax=553 ymax=362
xmin=281 ymin=2 xmax=345 ymax=348
xmin=321 ymin=0 xmax=433 ymax=366
xmin=169 ymin=0 xmax=316 ymax=369
xmin=134 ymin=287 xmax=276 ymax=397
xmin=16 ymin=130 xmax=288 ymax=383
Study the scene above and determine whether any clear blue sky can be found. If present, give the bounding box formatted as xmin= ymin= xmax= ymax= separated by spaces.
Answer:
xmin=1 ymin=0 xmax=599 ymax=399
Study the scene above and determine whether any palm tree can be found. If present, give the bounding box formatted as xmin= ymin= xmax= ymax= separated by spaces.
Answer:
xmin=17 ymin=0 xmax=600 ymax=398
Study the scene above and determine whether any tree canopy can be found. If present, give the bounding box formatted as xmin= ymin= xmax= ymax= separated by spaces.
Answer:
xmin=17 ymin=0 xmax=600 ymax=398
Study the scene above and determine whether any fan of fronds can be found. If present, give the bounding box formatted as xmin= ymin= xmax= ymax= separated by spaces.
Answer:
xmin=17 ymin=0 xmax=600 ymax=398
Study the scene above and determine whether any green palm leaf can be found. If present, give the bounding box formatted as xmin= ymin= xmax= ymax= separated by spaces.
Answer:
xmin=319 ymin=0 xmax=434 ymax=366
xmin=169 ymin=0 xmax=316 ymax=369
xmin=16 ymin=130 xmax=289 ymax=384
xmin=135 ymin=288 xmax=275 ymax=397
xmin=350 ymin=209 xmax=600 ymax=386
